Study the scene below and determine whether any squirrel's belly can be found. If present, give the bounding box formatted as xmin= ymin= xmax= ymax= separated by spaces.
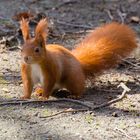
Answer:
xmin=30 ymin=64 xmax=44 ymax=85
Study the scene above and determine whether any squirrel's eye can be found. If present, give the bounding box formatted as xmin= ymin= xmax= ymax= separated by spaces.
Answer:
xmin=34 ymin=47 xmax=40 ymax=53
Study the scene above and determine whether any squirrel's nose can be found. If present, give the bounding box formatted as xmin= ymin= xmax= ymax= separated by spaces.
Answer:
xmin=24 ymin=56 xmax=29 ymax=62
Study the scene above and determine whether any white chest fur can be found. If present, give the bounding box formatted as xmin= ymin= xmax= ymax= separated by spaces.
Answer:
xmin=30 ymin=64 xmax=44 ymax=85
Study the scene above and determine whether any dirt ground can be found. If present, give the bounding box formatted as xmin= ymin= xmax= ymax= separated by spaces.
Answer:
xmin=0 ymin=0 xmax=140 ymax=140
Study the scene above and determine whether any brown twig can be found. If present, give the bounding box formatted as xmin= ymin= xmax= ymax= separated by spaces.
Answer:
xmin=53 ymin=0 xmax=78 ymax=10
xmin=92 ymin=83 xmax=130 ymax=109
xmin=0 ymin=98 xmax=92 ymax=109
xmin=39 ymin=108 xmax=87 ymax=118
xmin=121 ymin=59 xmax=140 ymax=68
xmin=0 ymin=83 xmax=130 ymax=118
xmin=49 ymin=30 xmax=87 ymax=40
xmin=49 ymin=29 xmax=92 ymax=41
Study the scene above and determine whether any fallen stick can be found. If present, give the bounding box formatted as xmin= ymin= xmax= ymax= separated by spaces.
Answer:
xmin=114 ymin=127 xmax=136 ymax=140
xmin=0 ymin=83 xmax=130 ymax=119
xmin=121 ymin=59 xmax=140 ymax=68
xmin=0 ymin=98 xmax=93 ymax=109
xmin=92 ymin=82 xmax=130 ymax=109
xmin=56 ymin=20 xmax=93 ymax=29
xmin=53 ymin=0 xmax=78 ymax=10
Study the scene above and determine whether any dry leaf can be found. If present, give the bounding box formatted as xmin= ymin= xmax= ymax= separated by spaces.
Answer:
xmin=34 ymin=87 xmax=44 ymax=96
xmin=12 ymin=12 xmax=34 ymax=21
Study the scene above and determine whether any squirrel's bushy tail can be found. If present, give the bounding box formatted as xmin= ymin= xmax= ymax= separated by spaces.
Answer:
xmin=72 ymin=22 xmax=137 ymax=76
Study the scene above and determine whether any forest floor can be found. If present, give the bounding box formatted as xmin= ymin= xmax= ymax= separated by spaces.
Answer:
xmin=0 ymin=0 xmax=140 ymax=140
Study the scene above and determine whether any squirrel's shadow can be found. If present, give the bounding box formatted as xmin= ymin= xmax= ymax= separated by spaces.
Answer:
xmin=50 ymin=81 xmax=140 ymax=118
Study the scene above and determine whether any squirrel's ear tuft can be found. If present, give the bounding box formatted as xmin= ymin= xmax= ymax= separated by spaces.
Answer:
xmin=35 ymin=18 xmax=48 ymax=46
xmin=20 ymin=18 xmax=30 ymax=42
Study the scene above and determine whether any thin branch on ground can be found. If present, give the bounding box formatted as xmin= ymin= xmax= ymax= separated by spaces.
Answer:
xmin=0 ymin=98 xmax=93 ymax=109
xmin=0 ymin=83 xmax=130 ymax=118
xmin=53 ymin=0 xmax=78 ymax=10
xmin=114 ymin=127 xmax=136 ymax=140
xmin=56 ymin=20 xmax=93 ymax=29
xmin=39 ymin=82 xmax=130 ymax=118
xmin=92 ymin=82 xmax=130 ymax=109
xmin=39 ymin=108 xmax=87 ymax=118
xmin=95 ymin=89 xmax=121 ymax=93
xmin=121 ymin=59 xmax=140 ymax=68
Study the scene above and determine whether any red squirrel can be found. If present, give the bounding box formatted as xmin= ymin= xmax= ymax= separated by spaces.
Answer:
xmin=20 ymin=18 xmax=137 ymax=99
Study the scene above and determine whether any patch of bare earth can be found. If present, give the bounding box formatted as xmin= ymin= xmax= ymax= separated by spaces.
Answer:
xmin=0 ymin=0 xmax=140 ymax=140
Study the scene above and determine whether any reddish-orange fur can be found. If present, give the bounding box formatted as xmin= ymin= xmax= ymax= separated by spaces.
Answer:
xmin=20 ymin=18 xmax=30 ymax=41
xmin=35 ymin=19 xmax=48 ymax=43
xmin=72 ymin=22 xmax=137 ymax=75
xmin=13 ymin=12 xmax=34 ymax=21
xmin=20 ymin=19 xmax=137 ymax=99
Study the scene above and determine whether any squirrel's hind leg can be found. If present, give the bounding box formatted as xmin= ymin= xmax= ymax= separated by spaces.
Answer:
xmin=65 ymin=73 xmax=85 ymax=99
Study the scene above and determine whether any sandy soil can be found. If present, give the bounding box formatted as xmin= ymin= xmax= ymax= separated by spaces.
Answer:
xmin=0 ymin=0 xmax=140 ymax=140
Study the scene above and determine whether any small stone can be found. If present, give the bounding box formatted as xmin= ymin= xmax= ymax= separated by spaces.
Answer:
xmin=20 ymin=84 xmax=23 ymax=86
xmin=112 ymin=112 xmax=118 ymax=117
xmin=130 ymin=104 xmax=136 ymax=108
xmin=130 ymin=16 xmax=140 ymax=23
xmin=2 ymin=88 xmax=9 ymax=93
xmin=34 ymin=112 xmax=39 ymax=116
xmin=29 ymin=121 xmax=37 ymax=125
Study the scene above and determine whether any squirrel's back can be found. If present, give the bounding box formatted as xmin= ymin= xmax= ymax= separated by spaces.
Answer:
xmin=72 ymin=22 xmax=137 ymax=75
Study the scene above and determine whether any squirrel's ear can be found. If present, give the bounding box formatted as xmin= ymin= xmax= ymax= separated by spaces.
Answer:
xmin=20 ymin=18 xmax=30 ymax=42
xmin=35 ymin=18 xmax=48 ymax=47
